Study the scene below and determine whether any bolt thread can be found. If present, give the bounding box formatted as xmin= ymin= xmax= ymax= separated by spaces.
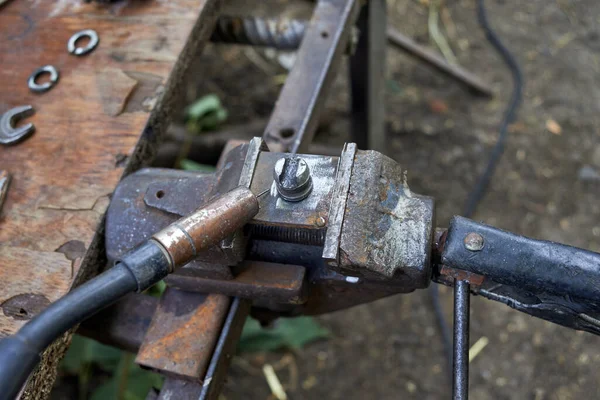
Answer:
xmin=249 ymin=225 xmax=325 ymax=246
xmin=211 ymin=16 xmax=306 ymax=50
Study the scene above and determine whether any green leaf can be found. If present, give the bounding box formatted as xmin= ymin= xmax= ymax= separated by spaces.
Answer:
xmin=146 ymin=280 xmax=167 ymax=298
xmin=179 ymin=159 xmax=217 ymax=172
xmin=61 ymin=336 xmax=163 ymax=400
xmin=386 ymin=79 xmax=402 ymax=94
xmin=89 ymin=379 xmax=118 ymax=400
xmin=185 ymin=94 xmax=228 ymax=132
xmin=61 ymin=335 xmax=121 ymax=374
xmin=89 ymin=354 xmax=163 ymax=400
xmin=238 ymin=317 xmax=329 ymax=353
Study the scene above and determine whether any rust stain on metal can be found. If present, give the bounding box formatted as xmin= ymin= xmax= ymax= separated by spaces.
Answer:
xmin=136 ymin=289 xmax=231 ymax=380
xmin=439 ymin=266 xmax=485 ymax=287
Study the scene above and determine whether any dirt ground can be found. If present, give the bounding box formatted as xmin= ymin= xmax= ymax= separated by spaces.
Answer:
xmin=182 ymin=0 xmax=600 ymax=399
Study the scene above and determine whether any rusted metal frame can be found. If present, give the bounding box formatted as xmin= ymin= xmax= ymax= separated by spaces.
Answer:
xmin=209 ymin=16 xmax=493 ymax=98
xmin=262 ymin=0 xmax=360 ymax=154
xmin=349 ymin=0 xmax=387 ymax=153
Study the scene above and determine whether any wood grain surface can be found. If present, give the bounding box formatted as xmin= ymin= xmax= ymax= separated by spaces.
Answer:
xmin=0 ymin=0 xmax=220 ymax=397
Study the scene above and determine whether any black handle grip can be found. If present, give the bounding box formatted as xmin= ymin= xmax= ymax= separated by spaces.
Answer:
xmin=441 ymin=216 xmax=600 ymax=335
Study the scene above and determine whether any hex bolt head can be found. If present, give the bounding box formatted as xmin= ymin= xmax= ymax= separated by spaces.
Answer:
xmin=273 ymin=157 xmax=313 ymax=202
xmin=464 ymin=232 xmax=484 ymax=251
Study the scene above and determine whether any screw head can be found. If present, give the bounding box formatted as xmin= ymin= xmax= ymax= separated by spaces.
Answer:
xmin=316 ymin=216 xmax=326 ymax=227
xmin=273 ymin=157 xmax=313 ymax=202
xmin=464 ymin=232 xmax=484 ymax=251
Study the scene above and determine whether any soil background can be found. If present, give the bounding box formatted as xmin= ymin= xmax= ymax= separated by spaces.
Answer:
xmin=190 ymin=0 xmax=600 ymax=399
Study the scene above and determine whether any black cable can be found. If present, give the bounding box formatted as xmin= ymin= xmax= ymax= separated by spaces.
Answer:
xmin=0 ymin=241 xmax=171 ymax=399
xmin=429 ymin=0 xmax=524 ymax=379
xmin=464 ymin=0 xmax=524 ymax=218
xmin=0 ymin=265 xmax=137 ymax=398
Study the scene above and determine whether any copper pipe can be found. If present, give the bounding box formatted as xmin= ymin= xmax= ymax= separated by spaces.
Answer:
xmin=153 ymin=186 xmax=259 ymax=269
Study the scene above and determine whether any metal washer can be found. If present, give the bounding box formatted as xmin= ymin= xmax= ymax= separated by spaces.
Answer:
xmin=68 ymin=29 xmax=99 ymax=56
xmin=28 ymin=65 xmax=59 ymax=93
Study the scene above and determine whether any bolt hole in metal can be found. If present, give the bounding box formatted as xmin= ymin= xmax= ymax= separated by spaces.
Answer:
xmin=156 ymin=190 xmax=165 ymax=199
xmin=28 ymin=65 xmax=59 ymax=93
xmin=321 ymin=30 xmax=329 ymax=38
xmin=279 ymin=128 xmax=295 ymax=138
xmin=68 ymin=29 xmax=99 ymax=56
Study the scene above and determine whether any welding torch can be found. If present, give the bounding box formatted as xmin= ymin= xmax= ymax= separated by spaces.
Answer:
xmin=0 ymin=186 xmax=259 ymax=399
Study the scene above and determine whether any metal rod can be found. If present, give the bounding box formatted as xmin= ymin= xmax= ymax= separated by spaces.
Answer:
xmin=387 ymin=27 xmax=493 ymax=97
xmin=453 ymin=279 xmax=470 ymax=400
xmin=349 ymin=0 xmax=387 ymax=153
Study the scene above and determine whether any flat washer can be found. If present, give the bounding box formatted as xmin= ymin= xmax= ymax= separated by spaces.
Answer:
xmin=28 ymin=65 xmax=59 ymax=93
xmin=68 ymin=29 xmax=99 ymax=56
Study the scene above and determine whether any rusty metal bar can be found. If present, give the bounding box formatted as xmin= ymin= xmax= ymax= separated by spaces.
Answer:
xmin=262 ymin=0 xmax=359 ymax=153
xmin=166 ymin=261 xmax=307 ymax=304
xmin=136 ymin=288 xmax=231 ymax=380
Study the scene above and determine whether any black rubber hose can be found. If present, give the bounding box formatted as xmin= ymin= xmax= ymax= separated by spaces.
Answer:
xmin=0 ymin=241 xmax=171 ymax=399
xmin=0 ymin=265 xmax=137 ymax=398
xmin=463 ymin=0 xmax=524 ymax=218
xmin=430 ymin=0 xmax=524 ymax=378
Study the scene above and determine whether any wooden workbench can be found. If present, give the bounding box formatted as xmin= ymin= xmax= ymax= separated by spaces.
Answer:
xmin=0 ymin=0 xmax=219 ymax=397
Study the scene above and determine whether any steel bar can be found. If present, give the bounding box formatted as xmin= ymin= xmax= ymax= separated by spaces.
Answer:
xmin=349 ymin=0 xmax=387 ymax=153
xmin=200 ymin=297 xmax=252 ymax=400
xmin=136 ymin=289 xmax=231 ymax=380
xmin=166 ymin=261 xmax=307 ymax=304
xmin=453 ymin=279 xmax=470 ymax=400
xmin=156 ymin=379 xmax=203 ymax=400
xmin=262 ymin=0 xmax=359 ymax=153
xmin=387 ymin=27 xmax=493 ymax=97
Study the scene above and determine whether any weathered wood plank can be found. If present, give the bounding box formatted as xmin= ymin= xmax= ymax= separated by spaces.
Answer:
xmin=0 ymin=0 xmax=220 ymax=397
